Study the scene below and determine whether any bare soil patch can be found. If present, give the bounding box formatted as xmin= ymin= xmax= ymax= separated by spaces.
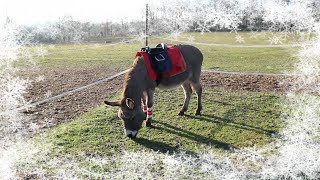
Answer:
xmin=20 ymin=65 xmax=124 ymax=129
xmin=21 ymin=67 xmax=294 ymax=129
xmin=201 ymin=71 xmax=293 ymax=93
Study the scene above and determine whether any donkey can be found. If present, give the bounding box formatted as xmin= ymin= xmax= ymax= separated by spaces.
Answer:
xmin=105 ymin=44 xmax=203 ymax=138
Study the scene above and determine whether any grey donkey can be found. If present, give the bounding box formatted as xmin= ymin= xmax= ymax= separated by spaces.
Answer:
xmin=105 ymin=44 xmax=203 ymax=138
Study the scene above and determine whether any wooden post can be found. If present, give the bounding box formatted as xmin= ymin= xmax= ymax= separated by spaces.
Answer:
xmin=145 ymin=3 xmax=149 ymax=47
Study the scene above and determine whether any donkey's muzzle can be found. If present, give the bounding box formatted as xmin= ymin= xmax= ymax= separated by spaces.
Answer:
xmin=125 ymin=129 xmax=138 ymax=138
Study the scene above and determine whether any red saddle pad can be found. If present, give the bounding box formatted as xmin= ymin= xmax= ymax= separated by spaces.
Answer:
xmin=135 ymin=46 xmax=187 ymax=81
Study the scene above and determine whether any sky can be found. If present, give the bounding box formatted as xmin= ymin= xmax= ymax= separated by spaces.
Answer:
xmin=0 ymin=0 xmax=148 ymax=25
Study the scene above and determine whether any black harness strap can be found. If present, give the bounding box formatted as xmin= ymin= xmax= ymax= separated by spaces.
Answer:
xmin=141 ymin=43 xmax=172 ymax=86
xmin=156 ymin=72 xmax=162 ymax=86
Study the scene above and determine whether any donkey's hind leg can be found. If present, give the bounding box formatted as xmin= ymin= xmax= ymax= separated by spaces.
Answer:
xmin=178 ymin=81 xmax=192 ymax=116
xmin=191 ymin=81 xmax=202 ymax=116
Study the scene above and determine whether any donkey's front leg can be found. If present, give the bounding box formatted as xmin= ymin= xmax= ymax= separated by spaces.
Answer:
xmin=142 ymin=92 xmax=148 ymax=118
xmin=145 ymin=89 xmax=155 ymax=128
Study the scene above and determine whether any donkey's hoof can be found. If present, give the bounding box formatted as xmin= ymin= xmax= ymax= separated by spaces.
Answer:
xmin=146 ymin=121 xmax=153 ymax=128
xmin=178 ymin=111 xmax=185 ymax=116
xmin=195 ymin=111 xmax=201 ymax=116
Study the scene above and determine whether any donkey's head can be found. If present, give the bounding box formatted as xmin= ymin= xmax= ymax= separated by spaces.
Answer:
xmin=105 ymin=97 xmax=146 ymax=138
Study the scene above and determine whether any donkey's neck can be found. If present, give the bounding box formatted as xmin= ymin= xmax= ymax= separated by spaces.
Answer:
xmin=122 ymin=57 xmax=149 ymax=103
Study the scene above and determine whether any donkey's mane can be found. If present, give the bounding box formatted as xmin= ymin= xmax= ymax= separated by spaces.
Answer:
xmin=121 ymin=56 xmax=146 ymax=101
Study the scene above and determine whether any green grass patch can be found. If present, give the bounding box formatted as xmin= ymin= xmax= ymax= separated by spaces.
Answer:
xmin=37 ymin=89 xmax=285 ymax=158
xmin=29 ymin=43 xmax=145 ymax=69
xmin=177 ymin=32 xmax=311 ymax=45
xmin=198 ymin=45 xmax=297 ymax=73
xmin=19 ymin=32 xmax=299 ymax=73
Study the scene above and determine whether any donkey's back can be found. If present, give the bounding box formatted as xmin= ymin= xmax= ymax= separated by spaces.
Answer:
xmin=158 ymin=44 xmax=203 ymax=88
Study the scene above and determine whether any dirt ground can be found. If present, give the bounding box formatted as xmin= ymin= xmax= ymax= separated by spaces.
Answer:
xmin=21 ymin=66 xmax=295 ymax=130
xmin=201 ymin=71 xmax=293 ymax=93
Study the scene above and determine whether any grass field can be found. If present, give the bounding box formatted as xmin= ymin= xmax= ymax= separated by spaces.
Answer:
xmin=198 ymin=45 xmax=296 ymax=73
xmin=41 ymin=90 xmax=284 ymax=154
xmin=25 ymin=32 xmax=300 ymax=74
xmin=22 ymin=32 xmax=297 ymax=177
xmin=33 ymin=89 xmax=285 ymax=177
xmin=177 ymin=31 xmax=312 ymax=45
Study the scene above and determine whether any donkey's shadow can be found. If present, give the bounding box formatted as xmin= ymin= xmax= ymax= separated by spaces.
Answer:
xmin=134 ymin=118 xmax=233 ymax=154
xmin=187 ymin=114 xmax=276 ymax=135
xmin=134 ymin=110 xmax=279 ymax=154
xmin=133 ymin=137 xmax=182 ymax=154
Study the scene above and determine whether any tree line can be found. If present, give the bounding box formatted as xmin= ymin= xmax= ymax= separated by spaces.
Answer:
xmin=17 ymin=0 xmax=320 ymax=44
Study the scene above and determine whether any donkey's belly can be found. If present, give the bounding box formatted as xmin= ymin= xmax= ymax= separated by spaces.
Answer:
xmin=157 ymin=70 xmax=191 ymax=89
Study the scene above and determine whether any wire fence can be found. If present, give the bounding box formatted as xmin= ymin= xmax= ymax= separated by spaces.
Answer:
xmin=11 ymin=33 xmax=304 ymax=113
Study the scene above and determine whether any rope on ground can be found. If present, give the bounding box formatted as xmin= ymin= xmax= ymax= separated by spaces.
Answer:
xmin=22 ymin=69 xmax=130 ymax=110
xmin=17 ymin=69 xmax=293 ymax=112
xmin=0 ymin=68 xmax=297 ymax=117
xmin=203 ymin=69 xmax=292 ymax=76
xmin=0 ymin=69 xmax=130 ymax=116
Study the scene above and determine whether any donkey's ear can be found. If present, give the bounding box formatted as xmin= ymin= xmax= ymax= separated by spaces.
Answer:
xmin=104 ymin=100 xmax=121 ymax=107
xmin=125 ymin=98 xmax=135 ymax=109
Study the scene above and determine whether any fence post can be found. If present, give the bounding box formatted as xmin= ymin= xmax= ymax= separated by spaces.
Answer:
xmin=145 ymin=3 xmax=149 ymax=47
